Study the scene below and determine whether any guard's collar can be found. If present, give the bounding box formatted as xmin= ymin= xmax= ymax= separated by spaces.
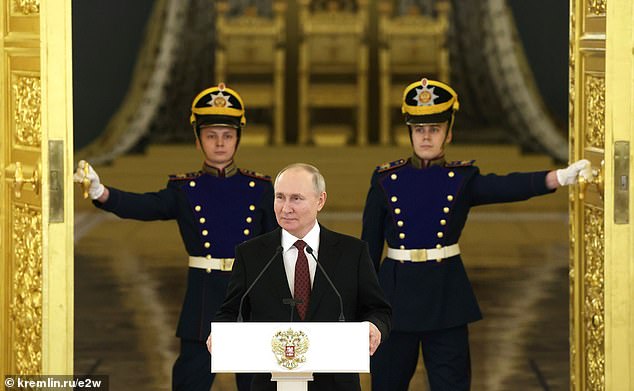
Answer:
xmin=411 ymin=154 xmax=446 ymax=169
xmin=202 ymin=161 xmax=238 ymax=177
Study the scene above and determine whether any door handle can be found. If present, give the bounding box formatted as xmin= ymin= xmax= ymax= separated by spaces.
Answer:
xmin=5 ymin=161 xmax=41 ymax=198
xmin=578 ymin=160 xmax=604 ymax=201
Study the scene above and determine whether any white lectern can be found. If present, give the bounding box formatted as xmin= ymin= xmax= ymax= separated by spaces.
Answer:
xmin=211 ymin=322 xmax=369 ymax=391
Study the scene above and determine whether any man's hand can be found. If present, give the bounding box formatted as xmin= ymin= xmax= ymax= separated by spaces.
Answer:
xmin=73 ymin=160 xmax=106 ymax=200
xmin=369 ymin=322 xmax=381 ymax=356
xmin=206 ymin=333 xmax=212 ymax=354
xmin=556 ymin=159 xmax=592 ymax=186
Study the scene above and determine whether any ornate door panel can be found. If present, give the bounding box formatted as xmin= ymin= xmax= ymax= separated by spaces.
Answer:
xmin=570 ymin=0 xmax=633 ymax=389
xmin=1 ymin=0 xmax=74 ymax=377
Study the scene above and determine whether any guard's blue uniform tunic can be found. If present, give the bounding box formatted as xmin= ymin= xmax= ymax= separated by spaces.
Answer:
xmin=94 ymin=162 xmax=277 ymax=390
xmin=362 ymin=156 xmax=555 ymax=390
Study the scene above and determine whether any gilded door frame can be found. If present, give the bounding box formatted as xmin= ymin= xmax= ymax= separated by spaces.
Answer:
xmin=1 ymin=0 xmax=74 ymax=377
xmin=569 ymin=0 xmax=633 ymax=389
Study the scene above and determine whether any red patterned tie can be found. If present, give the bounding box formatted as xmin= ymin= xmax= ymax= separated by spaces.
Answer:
xmin=293 ymin=240 xmax=311 ymax=320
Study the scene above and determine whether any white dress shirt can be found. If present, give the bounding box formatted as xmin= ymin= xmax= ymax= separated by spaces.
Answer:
xmin=281 ymin=222 xmax=320 ymax=296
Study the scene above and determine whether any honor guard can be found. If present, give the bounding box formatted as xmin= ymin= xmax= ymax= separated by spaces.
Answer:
xmin=362 ymin=78 xmax=591 ymax=390
xmin=74 ymin=84 xmax=277 ymax=391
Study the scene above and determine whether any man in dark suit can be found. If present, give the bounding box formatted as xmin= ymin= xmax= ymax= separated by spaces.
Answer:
xmin=208 ymin=163 xmax=392 ymax=391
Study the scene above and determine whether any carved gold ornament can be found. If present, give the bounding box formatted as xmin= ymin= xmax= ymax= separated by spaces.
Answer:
xmin=10 ymin=204 xmax=43 ymax=374
xmin=583 ymin=205 xmax=605 ymax=390
xmin=271 ymin=329 xmax=310 ymax=370
xmin=587 ymin=0 xmax=606 ymax=15
xmin=12 ymin=0 xmax=40 ymax=15
xmin=13 ymin=76 xmax=42 ymax=147
xmin=584 ymin=76 xmax=605 ymax=149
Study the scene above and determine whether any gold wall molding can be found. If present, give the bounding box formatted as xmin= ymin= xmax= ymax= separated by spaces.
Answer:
xmin=583 ymin=205 xmax=605 ymax=390
xmin=584 ymin=75 xmax=605 ymax=149
xmin=587 ymin=0 xmax=606 ymax=16
xmin=10 ymin=204 xmax=43 ymax=375
xmin=569 ymin=214 xmax=577 ymax=390
xmin=12 ymin=0 xmax=39 ymax=15
xmin=12 ymin=75 xmax=41 ymax=148
xmin=568 ymin=9 xmax=576 ymax=156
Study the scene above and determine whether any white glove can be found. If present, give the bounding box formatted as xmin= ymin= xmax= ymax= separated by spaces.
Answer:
xmin=556 ymin=159 xmax=592 ymax=186
xmin=73 ymin=160 xmax=105 ymax=200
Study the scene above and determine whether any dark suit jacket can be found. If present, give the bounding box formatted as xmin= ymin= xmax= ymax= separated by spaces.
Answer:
xmin=215 ymin=225 xmax=392 ymax=391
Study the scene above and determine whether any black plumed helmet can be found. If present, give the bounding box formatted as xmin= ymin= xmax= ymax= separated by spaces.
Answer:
xmin=189 ymin=83 xmax=246 ymax=140
xmin=402 ymin=78 xmax=459 ymax=127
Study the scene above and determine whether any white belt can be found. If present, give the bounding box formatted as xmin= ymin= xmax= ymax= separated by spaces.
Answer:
xmin=387 ymin=244 xmax=460 ymax=262
xmin=189 ymin=256 xmax=235 ymax=272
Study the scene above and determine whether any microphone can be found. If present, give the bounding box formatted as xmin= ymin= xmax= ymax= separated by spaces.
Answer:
xmin=305 ymin=245 xmax=345 ymax=322
xmin=237 ymin=245 xmax=283 ymax=322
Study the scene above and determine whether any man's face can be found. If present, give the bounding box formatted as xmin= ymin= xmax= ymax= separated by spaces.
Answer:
xmin=197 ymin=126 xmax=238 ymax=168
xmin=274 ymin=168 xmax=326 ymax=238
xmin=410 ymin=121 xmax=451 ymax=161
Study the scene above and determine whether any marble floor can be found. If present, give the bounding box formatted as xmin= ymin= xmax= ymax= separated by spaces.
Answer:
xmin=74 ymin=209 xmax=569 ymax=391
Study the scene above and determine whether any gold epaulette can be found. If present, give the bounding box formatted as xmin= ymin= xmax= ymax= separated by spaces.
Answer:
xmin=444 ymin=160 xmax=476 ymax=168
xmin=168 ymin=171 xmax=201 ymax=181
xmin=239 ymin=168 xmax=272 ymax=181
xmin=377 ymin=158 xmax=407 ymax=173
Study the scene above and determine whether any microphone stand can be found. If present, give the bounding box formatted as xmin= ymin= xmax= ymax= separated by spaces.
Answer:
xmin=282 ymin=298 xmax=303 ymax=322
xmin=237 ymin=246 xmax=283 ymax=322
xmin=306 ymin=245 xmax=345 ymax=322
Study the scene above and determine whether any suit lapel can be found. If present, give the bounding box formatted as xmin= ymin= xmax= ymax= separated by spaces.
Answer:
xmin=306 ymin=225 xmax=340 ymax=320
xmin=258 ymin=229 xmax=292 ymax=306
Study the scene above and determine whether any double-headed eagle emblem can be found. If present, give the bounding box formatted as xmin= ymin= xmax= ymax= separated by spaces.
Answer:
xmin=414 ymin=78 xmax=439 ymax=106
xmin=206 ymin=82 xmax=233 ymax=108
xmin=271 ymin=329 xmax=310 ymax=370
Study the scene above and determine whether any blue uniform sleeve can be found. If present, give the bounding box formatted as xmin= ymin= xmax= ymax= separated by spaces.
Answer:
xmin=470 ymin=170 xmax=556 ymax=206
xmin=361 ymin=171 xmax=388 ymax=272
xmin=93 ymin=182 xmax=180 ymax=221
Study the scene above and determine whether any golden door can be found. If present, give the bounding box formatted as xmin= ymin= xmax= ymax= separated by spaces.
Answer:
xmin=1 ymin=0 xmax=74 ymax=377
xmin=569 ymin=0 xmax=633 ymax=389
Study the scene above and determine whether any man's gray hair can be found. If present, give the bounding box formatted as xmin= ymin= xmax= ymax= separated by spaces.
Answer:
xmin=275 ymin=163 xmax=326 ymax=194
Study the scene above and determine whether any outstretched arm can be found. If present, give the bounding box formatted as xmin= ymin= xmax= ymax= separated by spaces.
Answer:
xmin=472 ymin=159 xmax=592 ymax=206
xmin=74 ymin=160 xmax=179 ymax=220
